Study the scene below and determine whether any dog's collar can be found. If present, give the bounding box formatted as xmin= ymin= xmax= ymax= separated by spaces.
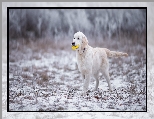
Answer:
xmin=78 ymin=47 xmax=87 ymax=55
xmin=83 ymin=48 xmax=86 ymax=52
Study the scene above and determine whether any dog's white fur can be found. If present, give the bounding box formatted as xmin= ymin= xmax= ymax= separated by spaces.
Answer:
xmin=72 ymin=31 xmax=128 ymax=94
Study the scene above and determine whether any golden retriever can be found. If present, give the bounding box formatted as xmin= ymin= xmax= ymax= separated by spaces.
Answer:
xmin=72 ymin=31 xmax=128 ymax=95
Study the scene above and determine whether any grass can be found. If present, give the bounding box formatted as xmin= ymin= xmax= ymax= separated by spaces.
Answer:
xmin=8 ymin=35 xmax=146 ymax=111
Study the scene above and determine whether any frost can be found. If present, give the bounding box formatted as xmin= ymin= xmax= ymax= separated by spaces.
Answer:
xmin=8 ymin=45 xmax=146 ymax=111
xmin=3 ymin=2 xmax=153 ymax=119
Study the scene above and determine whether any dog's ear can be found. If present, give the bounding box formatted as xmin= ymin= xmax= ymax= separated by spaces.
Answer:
xmin=82 ymin=36 xmax=88 ymax=46
xmin=81 ymin=36 xmax=88 ymax=51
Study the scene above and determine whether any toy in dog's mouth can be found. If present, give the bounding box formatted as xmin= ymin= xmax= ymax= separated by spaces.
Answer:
xmin=72 ymin=45 xmax=79 ymax=50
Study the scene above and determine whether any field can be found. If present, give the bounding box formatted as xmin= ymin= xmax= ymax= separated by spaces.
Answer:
xmin=3 ymin=2 xmax=154 ymax=119
xmin=9 ymin=36 xmax=146 ymax=111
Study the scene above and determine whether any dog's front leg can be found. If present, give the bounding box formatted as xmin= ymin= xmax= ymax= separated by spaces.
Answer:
xmin=83 ymin=74 xmax=90 ymax=95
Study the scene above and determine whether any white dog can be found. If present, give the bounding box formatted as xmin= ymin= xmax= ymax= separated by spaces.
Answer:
xmin=72 ymin=31 xmax=128 ymax=95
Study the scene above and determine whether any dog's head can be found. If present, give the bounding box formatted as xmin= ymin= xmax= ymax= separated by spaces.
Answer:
xmin=72 ymin=31 xmax=88 ymax=51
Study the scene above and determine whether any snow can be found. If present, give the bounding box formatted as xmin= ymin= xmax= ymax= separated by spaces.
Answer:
xmin=8 ymin=45 xmax=146 ymax=111
xmin=2 ymin=2 xmax=154 ymax=119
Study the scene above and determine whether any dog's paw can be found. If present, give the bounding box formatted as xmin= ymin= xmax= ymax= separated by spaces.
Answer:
xmin=109 ymin=87 xmax=113 ymax=92
xmin=93 ymin=88 xmax=98 ymax=92
xmin=78 ymin=91 xmax=87 ymax=97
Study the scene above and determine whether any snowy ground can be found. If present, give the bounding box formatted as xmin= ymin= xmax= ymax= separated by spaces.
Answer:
xmin=8 ymin=38 xmax=146 ymax=111
xmin=3 ymin=2 xmax=154 ymax=119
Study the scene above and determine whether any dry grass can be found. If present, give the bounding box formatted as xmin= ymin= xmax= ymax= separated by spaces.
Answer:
xmin=40 ymin=72 xmax=48 ymax=81
xmin=8 ymin=34 xmax=146 ymax=111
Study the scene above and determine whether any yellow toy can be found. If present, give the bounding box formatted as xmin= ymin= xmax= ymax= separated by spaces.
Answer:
xmin=72 ymin=45 xmax=79 ymax=50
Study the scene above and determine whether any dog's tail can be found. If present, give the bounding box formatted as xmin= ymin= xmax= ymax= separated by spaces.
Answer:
xmin=103 ymin=48 xmax=128 ymax=57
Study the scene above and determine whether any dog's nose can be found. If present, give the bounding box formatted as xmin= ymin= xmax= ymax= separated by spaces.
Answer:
xmin=72 ymin=42 xmax=75 ymax=46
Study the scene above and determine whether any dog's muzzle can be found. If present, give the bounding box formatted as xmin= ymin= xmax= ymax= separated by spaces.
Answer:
xmin=72 ymin=42 xmax=75 ymax=46
xmin=72 ymin=44 xmax=79 ymax=50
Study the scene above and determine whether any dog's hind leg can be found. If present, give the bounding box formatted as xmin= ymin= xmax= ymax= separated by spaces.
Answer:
xmin=102 ymin=69 xmax=112 ymax=91
xmin=81 ymin=74 xmax=85 ymax=79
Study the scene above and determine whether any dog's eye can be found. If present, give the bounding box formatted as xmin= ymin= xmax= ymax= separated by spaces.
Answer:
xmin=78 ymin=38 xmax=79 ymax=40
xmin=74 ymin=38 xmax=75 ymax=39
